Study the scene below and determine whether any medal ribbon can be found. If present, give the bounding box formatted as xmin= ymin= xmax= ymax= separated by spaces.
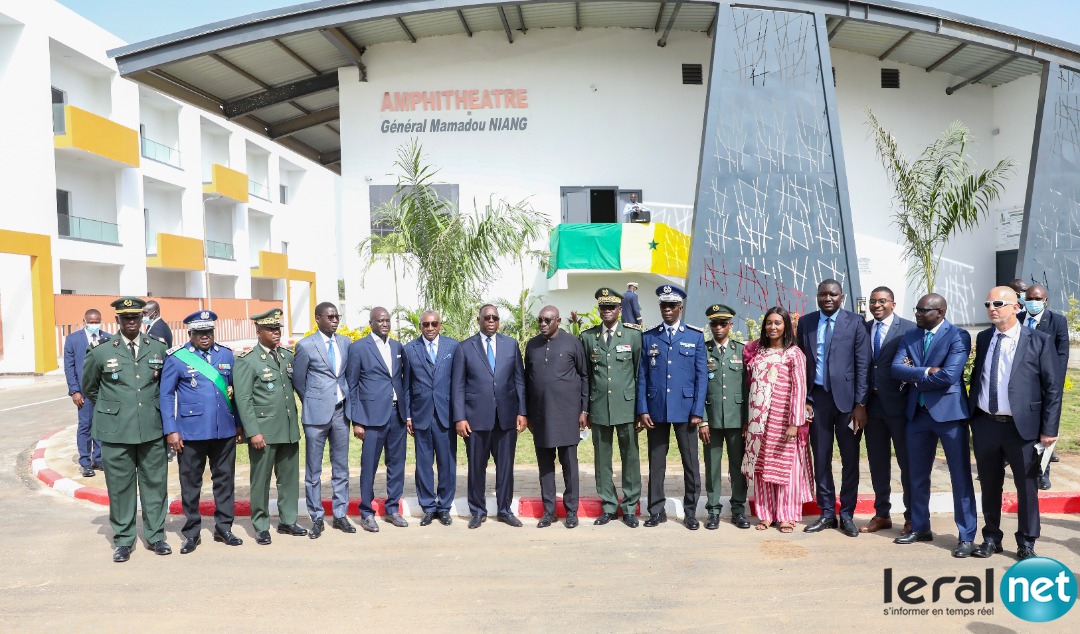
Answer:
xmin=173 ymin=347 xmax=236 ymax=414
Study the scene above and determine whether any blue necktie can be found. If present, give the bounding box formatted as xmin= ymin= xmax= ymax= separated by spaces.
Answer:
xmin=822 ymin=317 xmax=833 ymax=391
xmin=873 ymin=321 xmax=883 ymax=359
xmin=428 ymin=340 xmax=437 ymax=365
xmin=667 ymin=326 xmax=674 ymax=341
xmin=918 ymin=329 xmax=934 ymax=407
xmin=327 ymin=338 xmax=336 ymax=374
xmin=486 ymin=337 xmax=496 ymax=373
xmin=988 ymin=332 xmax=1005 ymax=414
xmin=1027 ymin=317 xmax=1036 ymax=330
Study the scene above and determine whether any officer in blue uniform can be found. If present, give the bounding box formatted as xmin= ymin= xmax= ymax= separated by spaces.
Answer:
xmin=161 ymin=310 xmax=244 ymax=554
xmin=636 ymin=284 xmax=708 ymax=529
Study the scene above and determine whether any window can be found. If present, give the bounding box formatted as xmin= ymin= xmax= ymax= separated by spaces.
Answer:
xmin=368 ymin=184 xmax=459 ymax=237
xmin=51 ymin=88 xmax=67 ymax=135
xmin=682 ymin=64 xmax=703 ymax=85
xmin=279 ymin=185 xmax=289 ymax=204
xmin=56 ymin=190 xmax=72 ymax=236
xmin=281 ymin=241 xmax=289 ymax=255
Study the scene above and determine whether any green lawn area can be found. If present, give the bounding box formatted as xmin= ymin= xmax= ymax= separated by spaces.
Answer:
xmin=1056 ymin=368 xmax=1079 ymax=454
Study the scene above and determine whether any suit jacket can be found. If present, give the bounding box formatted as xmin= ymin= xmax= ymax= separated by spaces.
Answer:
xmin=293 ymin=332 xmax=351 ymax=426
xmin=64 ymin=328 xmax=111 ymax=395
xmin=621 ymin=290 xmax=642 ymax=325
xmin=891 ymin=319 xmax=971 ymax=423
xmin=147 ymin=318 xmax=173 ymax=347
xmin=797 ymin=309 xmax=870 ymax=411
xmin=580 ymin=323 xmax=641 ymax=426
xmin=1032 ymin=309 xmax=1070 ymax=381
xmin=636 ymin=322 xmax=708 ymax=423
xmin=82 ymin=335 xmax=167 ymax=444
xmin=346 ymin=334 xmax=406 ymax=427
xmin=703 ymin=338 xmax=748 ymax=429
xmin=403 ymin=335 xmax=459 ymax=431
xmin=968 ymin=326 xmax=1062 ymax=440
xmin=451 ymin=332 xmax=526 ymax=432
xmin=160 ymin=343 xmax=237 ymax=440
xmin=866 ymin=315 xmax=917 ymax=421
xmin=235 ymin=345 xmax=299 ymax=443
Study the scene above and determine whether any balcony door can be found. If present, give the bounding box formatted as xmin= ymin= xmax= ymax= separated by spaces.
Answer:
xmin=560 ymin=186 xmax=620 ymax=224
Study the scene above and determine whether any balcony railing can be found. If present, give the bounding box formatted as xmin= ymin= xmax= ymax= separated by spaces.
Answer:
xmin=57 ymin=213 xmax=119 ymax=244
xmin=205 ymin=240 xmax=234 ymax=260
xmin=52 ymin=103 xmax=66 ymax=135
xmin=249 ymin=179 xmax=270 ymax=201
xmin=140 ymin=136 xmax=181 ymax=168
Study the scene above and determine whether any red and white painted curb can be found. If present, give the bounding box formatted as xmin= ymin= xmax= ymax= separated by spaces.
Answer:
xmin=32 ymin=428 xmax=1080 ymax=518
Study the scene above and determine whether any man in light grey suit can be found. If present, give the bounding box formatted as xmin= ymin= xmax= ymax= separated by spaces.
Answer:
xmin=292 ymin=302 xmax=354 ymax=538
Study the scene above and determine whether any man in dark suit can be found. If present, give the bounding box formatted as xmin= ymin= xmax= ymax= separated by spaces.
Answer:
xmin=293 ymin=302 xmax=353 ymax=538
xmin=860 ymin=286 xmax=917 ymax=535
xmin=970 ymin=287 xmax=1062 ymax=560
xmin=142 ymin=300 xmax=173 ymax=347
xmin=347 ymin=306 xmax=409 ymax=533
xmin=451 ymin=304 xmax=528 ymax=529
xmin=796 ymin=279 xmax=870 ymax=538
xmin=64 ymin=308 xmax=110 ymax=477
xmin=891 ymin=293 xmax=977 ymax=557
xmin=1023 ymin=284 xmax=1070 ymax=489
xmin=1007 ymin=279 xmax=1029 ymax=323
xmin=403 ymin=310 xmax=459 ymax=527
xmin=621 ymin=283 xmax=643 ymax=327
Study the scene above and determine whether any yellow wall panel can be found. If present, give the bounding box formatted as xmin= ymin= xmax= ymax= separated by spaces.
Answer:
xmin=252 ymin=250 xmax=288 ymax=278
xmin=53 ymin=105 xmax=140 ymax=167
xmin=146 ymin=233 xmax=204 ymax=271
xmin=203 ymin=164 xmax=249 ymax=202
xmin=0 ymin=229 xmax=58 ymax=373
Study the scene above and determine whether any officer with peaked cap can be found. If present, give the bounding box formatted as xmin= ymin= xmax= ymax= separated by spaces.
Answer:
xmin=160 ymin=310 xmax=244 ymax=554
xmin=81 ymin=296 xmax=171 ymax=562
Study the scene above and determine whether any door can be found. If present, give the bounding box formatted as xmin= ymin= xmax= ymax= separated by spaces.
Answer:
xmin=561 ymin=187 xmax=590 ymax=224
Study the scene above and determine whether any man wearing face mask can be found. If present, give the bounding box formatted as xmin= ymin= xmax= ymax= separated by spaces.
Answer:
xmin=1007 ymin=279 xmax=1029 ymax=323
xmin=64 ymin=308 xmax=111 ymax=477
xmin=142 ymin=300 xmax=173 ymax=348
xmin=1022 ymin=284 xmax=1069 ymax=489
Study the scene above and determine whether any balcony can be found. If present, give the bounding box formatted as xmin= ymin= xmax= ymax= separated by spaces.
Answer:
xmin=248 ymin=179 xmax=270 ymax=201
xmin=547 ymin=222 xmax=690 ymax=282
xmin=53 ymin=105 xmax=140 ymax=168
xmin=57 ymin=213 xmax=120 ymax=244
xmin=140 ymin=136 xmax=181 ymax=169
xmin=146 ymin=233 xmax=204 ymax=270
xmin=205 ymin=240 xmax=235 ymax=261
xmin=202 ymin=164 xmax=249 ymax=202
xmin=251 ymin=250 xmax=288 ymax=279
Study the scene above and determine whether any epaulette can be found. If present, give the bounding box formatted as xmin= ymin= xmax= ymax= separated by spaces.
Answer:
xmin=165 ymin=345 xmax=184 ymax=356
xmin=238 ymin=348 xmax=252 ymax=358
xmin=622 ymin=323 xmax=642 ymax=331
xmin=582 ymin=325 xmax=601 ymax=335
xmin=650 ymin=324 xmax=665 ymax=332
xmin=278 ymin=345 xmax=294 ymax=355
xmin=685 ymin=324 xmax=704 ymax=333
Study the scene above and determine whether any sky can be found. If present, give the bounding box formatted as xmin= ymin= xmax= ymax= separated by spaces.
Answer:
xmin=56 ymin=0 xmax=1080 ymax=47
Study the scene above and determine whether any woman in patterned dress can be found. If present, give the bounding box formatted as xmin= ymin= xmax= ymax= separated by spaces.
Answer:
xmin=742 ymin=306 xmax=814 ymax=533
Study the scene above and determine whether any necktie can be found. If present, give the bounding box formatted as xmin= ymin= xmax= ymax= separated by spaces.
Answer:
xmin=128 ymin=341 xmax=137 ymax=359
xmin=1027 ymin=317 xmax=1036 ymax=329
xmin=822 ymin=317 xmax=834 ymax=391
xmin=873 ymin=321 xmax=883 ymax=359
xmin=327 ymin=338 xmax=336 ymax=373
xmin=918 ymin=329 xmax=934 ymax=407
xmin=667 ymin=326 xmax=674 ymax=340
xmin=204 ymin=350 xmax=211 ymax=364
xmin=270 ymin=348 xmax=279 ymax=364
xmin=988 ymin=332 xmax=1005 ymax=414
xmin=428 ymin=341 xmax=437 ymax=364
xmin=486 ymin=337 xmax=496 ymax=373
xmin=605 ymin=329 xmax=612 ymax=346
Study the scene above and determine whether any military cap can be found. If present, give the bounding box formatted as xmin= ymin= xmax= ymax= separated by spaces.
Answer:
xmin=251 ymin=308 xmax=284 ymax=328
xmin=706 ymin=303 xmax=736 ymax=321
xmin=111 ymin=296 xmax=146 ymax=315
xmin=595 ymin=287 xmax=623 ymax=306
xmin=184 ymin=310 xmax=218 ymax=331
xmin=655 ymin=284 xmax=687 ymax=304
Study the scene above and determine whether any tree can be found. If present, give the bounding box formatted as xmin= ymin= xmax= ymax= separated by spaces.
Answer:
xmin=867 ymin=110 xmax=1015 ymax=293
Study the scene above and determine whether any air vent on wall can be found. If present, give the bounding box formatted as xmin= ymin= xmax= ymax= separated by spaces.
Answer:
xmin=682 ymin=63 xmax=703 ymax=85
xmin=881 ymin=68 xmax=900 ymax=89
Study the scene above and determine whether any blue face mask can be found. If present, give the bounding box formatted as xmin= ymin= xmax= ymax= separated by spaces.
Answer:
xmin=142 ymin=316 xmax=152 ymax=325
xmin=85 ymin=324 xmax=101 ymax=335
xmin=1024 ymin=299 xmax=1045 ymax=315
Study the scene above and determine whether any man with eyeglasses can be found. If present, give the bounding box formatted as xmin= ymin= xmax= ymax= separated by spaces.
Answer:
xmin=451 ymin=304 xmax=528 ymax=529
xmin=890 ymin=294 xmax=976 ymax=557
xmin=860 ymin=287 xmax=916 ymax=536
xmin=968 ymin=287 xmax=1061 ymax=560
xmin=1022 ymin=284 xmax=1069 ymax=489
xmin=524 ymin=306 xmax=589 ymax=528
xmin=403 ymin=310 xmax=459 ymax=526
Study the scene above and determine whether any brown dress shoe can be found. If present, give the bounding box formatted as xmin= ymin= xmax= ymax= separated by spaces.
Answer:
xmin=901 ymin=520 xmax=912 ymax=536
xmin=860 ymin=516 xmax=893 ymax=533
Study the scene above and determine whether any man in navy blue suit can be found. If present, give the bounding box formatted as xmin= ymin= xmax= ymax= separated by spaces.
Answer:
xmin=64 ymin=308 xmax=110 ymax=477
xmin=860 ymin=286 xmax=916 ymax=535
xmin=1022 ymin=284 xmax=1069 ymax=489
xmin=621 ymin=283 xmax=643 ymax=327
xmin=796 ymin=279 xmax=870 ymax=538
xmin=451 ymin=304 xmax=528 ymax=529
xmin=347 ymin=306 xmax=409 ymax=533
xmin=404 ymin=310 xmax=459 ymax=527
xmin=970 ymin=286 xmax=1062 ymax=560
xmin=142 ymin=300 xmax=173 ymax=347
xmin=891 ymin=293 xmax=977 ymax=557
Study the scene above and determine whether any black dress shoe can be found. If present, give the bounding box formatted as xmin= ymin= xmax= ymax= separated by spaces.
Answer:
xmin=468 ymin=515 xmax=486 ymax=529
xmin=1050 ymin=452 xmax=1060 ymax=463
xmin=384 ymin=513 xmax=409 ymax=528
xmin=276 ymin=523 xmax=308 ymax=536
xmin=894 ymin=531 xmax=933 ymax=544
xmin=537 ymin=512 xmax=556 ymax=528
xmin=839 ymin=518 xmax=859 ymax=538
xmin=332 ymin=516 xmax=356 ymax=533
xmin=148 ymin=540 xmax=172 ymax=556
xmin=437 ymin=511 xmax=453 ymax=526
xmin=1017 ymin=545 xmax=1038 ymax=560
xmin=684 ymin=516 xmax=700 ymax=530
xmin=952 ymin=541 xmax=976 ymax=558
xmin=497 ymin=513 xmax=523 ymax=527
xmin=731 ymin=513 xmax=751 ymax=529
xmin=643 ymin=513 xmax=667 ymax=527
xmin=309 ymin=519 xmax=324 ymax=539
xmin=359 ymin=516 xmax=380 ymax=533
xmin=565 ymin=514 xmax=579 ymax=529
xmin=972 ymin=541 xmax=1003 ymax=559
xmin=81 ymin=466 xmax=95 ymax=478
xmin=593 ymin=512 xmax=617 ymax=526
xmin=91 ymin=461 xmax=104 ymax=471
xmin=255 ymin=531 xmax=271 ymax=545
xmin=803 ymin=517 xmax=838 ymax=533
xmin=213 ymin=530 xmax=243 ymax=546
xmin=180 ymin=536 xmax=201 ymax=554
xmin=705 ymin=513 xmax=720 ymax=530
xmin=112 ymin=545 xmax=132 ymax=563
xmin=420 ymin=512 xmax=435 ymax=527
xmin=1038 ymin=475 xmax=1051 ymax=490
xmin=622 ymin=514 xmax=639 ymax=528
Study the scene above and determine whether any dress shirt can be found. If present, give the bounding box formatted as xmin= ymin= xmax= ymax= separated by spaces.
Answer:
xmin=371 ymin=333 xmax=397 ymax=400
xmin=977 ymin=321 xmax=1020 ymax=416
xmin=872 ymin=313 xmax=896 ymax=348
xmin=122 ymin=334 xmax=140 ymax=358
xmin=1026 ymin=310 xmax=1045 ymax=329
xmin=425 ymin=335 xmax=440 ymax=361
xmin=662 ymin=320 xmax=682 ymax=337
xmin=483 ymin=333 xmax=497 ymax=357
xmin=814 ymin=312 xmax=837 ymax=386
xmin=320 ymin=331 xmax=344 ymax=402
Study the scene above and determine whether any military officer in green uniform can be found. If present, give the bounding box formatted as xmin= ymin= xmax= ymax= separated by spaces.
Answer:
xmin=235 ymin=308 xmax=307 ymax=544
xmin=82 ymin=296 xmax=171 ymax=562
xmin=581 ymin=287 xmax=643 ymax=528
xmin=699 ymin=303 xmax=751 ymax=530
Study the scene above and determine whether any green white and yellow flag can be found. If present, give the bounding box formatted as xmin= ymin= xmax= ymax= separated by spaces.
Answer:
xmin=547 ymin=223 xmax=690 ymax=278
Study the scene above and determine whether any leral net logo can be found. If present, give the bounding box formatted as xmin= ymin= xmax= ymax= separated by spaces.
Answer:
xmin=1001 ymin=557 xmax=1076 ymax=622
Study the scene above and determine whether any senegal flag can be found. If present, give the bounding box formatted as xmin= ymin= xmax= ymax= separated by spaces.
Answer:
xmin=548 ymin=223 xmax=690 ymax=278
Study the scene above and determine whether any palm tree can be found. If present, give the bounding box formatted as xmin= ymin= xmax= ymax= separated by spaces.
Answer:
xmin=867 ymin=110 xmax=1015 ymax=293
